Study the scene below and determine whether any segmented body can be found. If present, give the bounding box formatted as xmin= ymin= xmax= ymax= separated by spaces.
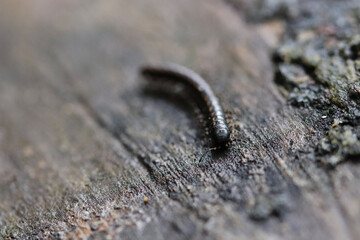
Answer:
xmin=141 ymin=63 xmax=230 ymax=145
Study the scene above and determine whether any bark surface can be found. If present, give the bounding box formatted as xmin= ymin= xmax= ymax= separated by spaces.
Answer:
xmin=0 ymin=0 xmax=360 ymax=239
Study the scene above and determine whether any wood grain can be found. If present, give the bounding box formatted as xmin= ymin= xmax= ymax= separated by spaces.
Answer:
xmin=0 ymin=0 xmax=359 ymax=239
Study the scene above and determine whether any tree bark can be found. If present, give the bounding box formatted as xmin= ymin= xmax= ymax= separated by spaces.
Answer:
xmin=0 ymin=0 xmax=359 ymax=239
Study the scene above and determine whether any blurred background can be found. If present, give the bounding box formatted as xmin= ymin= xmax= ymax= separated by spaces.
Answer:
xmin=1 ymin=0 xmax=360 ymax=239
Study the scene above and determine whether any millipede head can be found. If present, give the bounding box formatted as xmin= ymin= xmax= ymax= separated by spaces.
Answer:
xmin=214 ymin=127 xmax=230 ymax=146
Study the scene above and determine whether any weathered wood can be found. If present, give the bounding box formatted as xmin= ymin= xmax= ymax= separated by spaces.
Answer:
xmin=0 ymin=0 xmax=359 ymax=239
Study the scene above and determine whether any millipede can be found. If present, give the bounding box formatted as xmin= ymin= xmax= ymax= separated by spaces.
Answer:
xmin=140 ymin=63 xmax=230 ymax=147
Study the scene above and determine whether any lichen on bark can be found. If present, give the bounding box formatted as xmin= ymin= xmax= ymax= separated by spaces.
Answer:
xmin=273 ymin=0 xmax=360 ymax=166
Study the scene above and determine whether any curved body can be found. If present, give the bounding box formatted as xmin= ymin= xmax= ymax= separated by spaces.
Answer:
xmin=141 ymin=63 xmax=230 ymax=145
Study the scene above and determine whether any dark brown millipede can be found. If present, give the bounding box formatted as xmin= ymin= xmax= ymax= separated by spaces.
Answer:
xmin=140 ymin=63 xmax=230 ymax=146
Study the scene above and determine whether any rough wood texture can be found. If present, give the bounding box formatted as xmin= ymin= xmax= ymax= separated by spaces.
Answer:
xmin=0 ymin=0 xmax=360 ymax=239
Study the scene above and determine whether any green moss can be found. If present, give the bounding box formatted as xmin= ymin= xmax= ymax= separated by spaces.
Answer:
xmin=320 ymin=124 xmax=360 ymax=166
xmin=273 ymin=1 xmax=360 ymax=167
